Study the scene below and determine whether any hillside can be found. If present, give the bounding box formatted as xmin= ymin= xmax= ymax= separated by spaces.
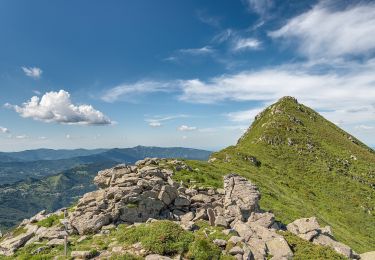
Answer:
xmin=0 ymin=159 xmax=363 ymax=259
xmin=173 ymin=97 xmax=375 ymax=253
xmin=0 ymin=162 xmax=116 ymax=231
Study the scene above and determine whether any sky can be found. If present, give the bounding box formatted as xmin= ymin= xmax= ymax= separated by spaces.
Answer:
xmin=0 ymin=0 xmax=375 ymax=152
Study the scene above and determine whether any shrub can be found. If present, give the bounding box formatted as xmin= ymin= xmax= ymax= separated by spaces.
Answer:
xmin=36 ymin=214 xmax=64 ymax=228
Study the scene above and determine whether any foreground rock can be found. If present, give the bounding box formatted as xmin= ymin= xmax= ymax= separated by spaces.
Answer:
xmin=0 ymin=158 xmax=367 ymax=259
xmin=287 ymin=217 xmax=360 ymax=259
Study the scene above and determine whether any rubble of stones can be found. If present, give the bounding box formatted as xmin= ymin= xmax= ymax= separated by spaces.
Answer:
xmin=0 ymin=158 xmax=371 ymax=259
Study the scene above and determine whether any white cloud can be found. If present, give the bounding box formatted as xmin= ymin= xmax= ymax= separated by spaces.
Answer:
xmin=196 ymin=10 xmax=221 ymax=27
xmin=232 ymin=38 xmax=261 ymax=51
xmin=178 ymin=59 xmax=375 ymax=126
xmin=269 ymin=2 xmax=375 ymax=59
xmin=102 ymin=81 xmax=174 ymax=103
xmin=6 ymin=90 xmax=112 ymax=125
xmin=145 ymin=114 xmax=189 ymax=128
xmin=182 ymin=135 xmax=188 ymax=140
xmin=15 ymin=135 xmax=27 ymax=139
xmin=226 ymin=108 xmax=264 ymax=123
xmin=242 ymin=0 xmax=273 ymax=16
xmin=355 ymin=125 xmax=375 ymax=130
xmin=38 ymin=136 xmax=48 ymax=140
xmin=22 ymin=66 xmax=42 ymax=79
xmin=179 ymin=46 xmax=215 ymax=55
xmin=178 ymin=125 xmax=197 ymax=131
xmin=0 ymin=127 xmax=9 ymax=134
xmin=66 ymin=134 xmax=71 ymax=139
xmin=149 ymin=121 xmax=162 ymax=127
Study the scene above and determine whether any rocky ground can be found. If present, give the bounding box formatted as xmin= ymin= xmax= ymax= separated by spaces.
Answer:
xmin=0 ymin=158 xmax=373 ymax=259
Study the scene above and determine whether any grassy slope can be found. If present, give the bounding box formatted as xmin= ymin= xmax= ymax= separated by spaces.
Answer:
xmin=174 ymin=97 xmax=375 ymax=253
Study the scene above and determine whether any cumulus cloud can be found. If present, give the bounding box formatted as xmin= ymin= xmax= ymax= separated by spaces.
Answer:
xmin=178 ymin=125 xmax=197 ymax=131
xmin=0 ymin=127 xmax=9 ymax=134
xmin=6 ymin=90 xmax=112 ymax=125
xmin=269 ymin=2 xmax=375 ymax=59
xmin=22 ymin=66 xmax=42 ymax=79
xmin=232 ymin=38 xmax=261 ymax=51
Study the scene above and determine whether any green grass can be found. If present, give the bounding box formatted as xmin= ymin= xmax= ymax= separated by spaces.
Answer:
xmin=36 ymin=213 xmax=64 ymax=228
xmin=173 ymin=97 xmax=375 ymax=253
xmin=281 ymin=231 xmax=347 ymax=260
xmin=116 ymin=221 xmax=193 ymax=256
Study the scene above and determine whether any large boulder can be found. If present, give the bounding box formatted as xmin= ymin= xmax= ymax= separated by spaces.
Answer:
xmin=71 ymin=212 xmax=111 ymax=235
xmin=0 ymin=225 xmax=38 ymax=256
xmin=224 ymin=174 xmax=260 ymax=222
xmin=287 ymin=217 xmax=320 ymax=235
xmin=313 ymin=234 xmax=359 ymax=259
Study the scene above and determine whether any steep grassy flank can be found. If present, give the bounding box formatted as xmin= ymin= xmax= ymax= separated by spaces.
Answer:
xmin=174 ymin=97 xmax=375 ymax=253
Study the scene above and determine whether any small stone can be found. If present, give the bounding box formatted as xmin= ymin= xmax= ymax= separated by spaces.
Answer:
xmin=228 ymin=236 xmax=244 ymax=245
xmin=213 ymin=239 xmax=227 ymax=247
xmin=207 ymin=208 xmax=216 ymax=226
xmin=215 ymin=216 xmax=228 ymax=228
xmin=229 ymin=246 xmax=244 ymax=255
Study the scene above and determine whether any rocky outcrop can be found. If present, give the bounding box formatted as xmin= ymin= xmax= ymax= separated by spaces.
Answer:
xmin=0 ymin=158 xmax=367 ymax=259
xmin=69 ymin=159 xmax=224 ymax=235
xmin=223 ymin=174 xmax=260 ymax=222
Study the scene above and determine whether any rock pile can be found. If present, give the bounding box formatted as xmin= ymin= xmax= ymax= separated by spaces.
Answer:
xmin=0 ymin=158 xmax=370 ymax=259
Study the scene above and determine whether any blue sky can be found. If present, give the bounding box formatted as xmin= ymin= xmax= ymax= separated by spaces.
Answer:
xmin=0 ymin=0 xmax=375 ymax=151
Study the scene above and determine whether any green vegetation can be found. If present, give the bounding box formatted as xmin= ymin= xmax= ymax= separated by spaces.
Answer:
xmin=36 ymin=213 xmax=64 ymax=228
xmin=174 ymin=97 xmax=375 ymax=253
xmin=116 ymin=221 xmax=193 ymax=255
xmin=282 ymin=231 xmax=347 ymax=260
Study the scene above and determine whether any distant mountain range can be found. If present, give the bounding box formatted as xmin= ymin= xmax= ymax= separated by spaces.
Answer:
xmin=0 ymin=146 xmax=212 ymax=185
xmin=0 ymin=146 xmax=211 ymax=230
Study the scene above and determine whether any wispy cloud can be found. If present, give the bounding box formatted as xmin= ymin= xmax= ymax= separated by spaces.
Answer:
xmin=226 ymin=108 xmax=264 ymax=123
xmin=145 ymin=114 xmax=189 ymax=128
xmin=196 ymin=10 xmax=221 ymax=27
xmin=15 ymin=135 xmax=27 ymax=139
xmin=6 ymin=90 xmax=113 ymax=125
xmin=177 ymin=125 xmax=197 ymax=131
xmin=22 ymin=66 xmax=42 ymax=79
xmin=232 ymin=37 xmax=261 ymax=51
xmin=355 ymin=125 xmax=375 ymax=130
xmin=242 ymin=0 xmax=273 ymax=17
xmin=178 ymin=46 xmax=215 ymax=55
xmin=102 ymin=81 xmax=174 ymax=102
xmin=269 ymin=2 xmax=375 ymax=59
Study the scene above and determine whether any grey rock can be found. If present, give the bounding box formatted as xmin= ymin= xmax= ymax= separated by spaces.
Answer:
xmin=224 ymin=174 xmax=260 ymax=222
xmin=360 ymin=251 xmax=375 ymax=260
xmin=229 ymin=246 xmax=244 ymax=255
xmin=174 ymin=196 xmax=190 ymax=207
xmin=215 ymin=216 xmax=228 ymax=228
xmin=313 ymin=234 xmax=357 ymax=259
xmin=287 ymin=217 xmax=320 ymax=235
xmin=266 ymin=237 xmax=293 ymax=259
xmin=46 ymin=238 xmax=65 ymax=246
xmin=207 ymin=208 xmax=215 ymax=226
xmin=213 ymin=239 xmax=227 ymax=247
xmin=247 ymin=212 xmax=275 ymax=228
xmin=158 ymin=185 xmax=178 ymax=205
xmin=146 ymin=254 xmax=173 ymax=260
